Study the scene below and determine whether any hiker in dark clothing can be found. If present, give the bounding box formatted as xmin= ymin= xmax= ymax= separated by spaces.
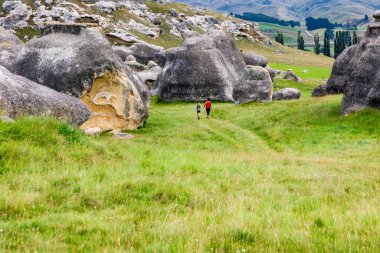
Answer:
xmin=196 ymin=101 xmax=201 ymax=120
xmin=204 ymin=98 xmax=212 ymax=119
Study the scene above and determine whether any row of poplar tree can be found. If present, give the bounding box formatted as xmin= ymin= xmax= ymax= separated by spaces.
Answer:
xmin=275 ymin=30 xmax=358 ymax=58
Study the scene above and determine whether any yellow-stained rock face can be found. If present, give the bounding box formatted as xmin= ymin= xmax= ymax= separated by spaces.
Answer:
xmin=80 ymin=71 xmax=142 ymax=132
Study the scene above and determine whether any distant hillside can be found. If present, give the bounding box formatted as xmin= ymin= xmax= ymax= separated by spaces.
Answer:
xmin=175 ymin=0 xmax=380 ymax=23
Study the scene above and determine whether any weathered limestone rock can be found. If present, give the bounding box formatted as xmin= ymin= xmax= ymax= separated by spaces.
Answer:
xmin=324 ymin=12 xmax=380 ymax=114
xmin=312 ymin=47 xmax=354 ymax=97
xmin=125 ymin=60 xmax=146 ymax=72
xmin=266 ymin=65 xmax=276 ymax=81
xmin=136 ymin=65 xmax=163 ymax=91
xmin=13 ymin=24 xmax=148 ymax=131
xmin=120 ymin=42 xmax=166 ymax=67
xmin=283 ymin=69 xmax=302 ymax=83
xmin=272 ymin=88 xmax=301 ymax=101
xmin=243 ymin=52 xmax=268 ymax=67
xmin=157 ymin=30 xmax=246 ymax=102
xmin=0 ymin=65 xmax=91 ymax=126
xmin=128 ymin=19 xmax=160 ymax=38
xmin=1 ymin=1 xmax=32 ymax=29
xmin=157 ymin=30 xmax=273 ymax=104
xmin=0 ymin=27 xmax=23 ymax=70
xmin=107 ymin=31 xmax=142 ymax=46
xmin=311 ymin=84 xmax=335 ymax=97
xmin=232 ymin=66 xmax=273 ymax=104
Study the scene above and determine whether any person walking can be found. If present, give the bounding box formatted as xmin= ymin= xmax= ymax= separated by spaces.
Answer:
xmin=204 ymin=98 xmax=212 ymax=119
xmin=196 ymin=101 xmax=201 ymax=120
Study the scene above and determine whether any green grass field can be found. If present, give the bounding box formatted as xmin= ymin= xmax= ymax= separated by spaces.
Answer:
xmin=1 ymin=60 xmax=380 ymax=251
xmin=258 ymin=22 xmax=365 ymax=54
xmin=258 ymin=22 xmax=314 ymax=47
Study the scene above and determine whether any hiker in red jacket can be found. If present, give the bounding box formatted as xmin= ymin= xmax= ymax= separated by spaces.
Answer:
xmin=204 ymin=98 xmax=212 ymax=119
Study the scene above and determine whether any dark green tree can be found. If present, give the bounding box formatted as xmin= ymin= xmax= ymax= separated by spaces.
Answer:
xmin=347 ymin=32 xmax=352 ymax=47
xmin=275 ymin=32 xmax=284 ymax=45
xmin=297 ymin=31 xmax=305 ymax=50
xmin=334 ymin=31 xmax=346 ymax=58
xmin=352 ymin=31 xmax=358 ymax=44
xmin=280 ymin=32 xmax=284 ymax=45
xmin=314 ymin=33 xmax=321 ymax=54
xmin=323 ymin=30 xmax=331 ymax=57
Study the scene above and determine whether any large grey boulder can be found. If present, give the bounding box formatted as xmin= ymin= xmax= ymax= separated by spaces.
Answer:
xmin=13 ymin=24 xmax=148 ymax=131
xmin=312 ymin=46 xmax=356 ymax=97
xmin=232 ymin=66 xmax=272 ymax=104
xmin=0 ymin=27 xmax=23 ymax=70
xmin=243 ymin=52 xmax=268 ymax=67
xmin=325 ymin=12 xmax=380 ymax=115
xmin=0 ymin=65 xmax=91 ymax=126
xmin=272 ymin=88 xmax=301 ymax=101
xmin=157 ymin=30 xmax=272 ymax=103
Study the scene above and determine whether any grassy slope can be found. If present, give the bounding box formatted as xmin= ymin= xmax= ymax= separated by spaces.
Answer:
xmin=1 ymin=60 xmax=380 ymax=251
xmin=2 ymin=2 xmax=380 ymax=251
xmin=237 ymin=38 xmax=334 ymax=68
xmin=258 ymin=22 xmax=366 ymax=52
xmin=257 ymin=22 xmax=313 ymax=47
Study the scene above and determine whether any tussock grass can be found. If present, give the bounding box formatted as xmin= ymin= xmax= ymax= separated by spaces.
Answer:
xmin=1 ymin=73 xmax=380 ymax=251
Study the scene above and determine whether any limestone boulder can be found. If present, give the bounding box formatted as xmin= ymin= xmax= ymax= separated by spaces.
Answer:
xmin=0 ymin=65 xmax=91 ymax=126
xmin=325 ymin=12 xmax=380 ymax=114
xmin=136 ymin=65 xmax=163 ymax=92
xmin=312 ymin=46 xmax=356 ymax=97
xmin=272 ymin=88 xmax=301 ymax=101
xmin=243 ymin=52 xmax=268 ymax=67
xmin=96 ymin=1 xmax=118 ymax=13
xmin=312 ymin=84 xmax=327 ymax=97
xmin=1 ymin=1 xmax=32 ymax=29
xmin=127 ymin=20 xmax=160 ymax=39
xmin=157 ymin=30 xmax=273 ymax=104
xmin=120 ymin=42 xmax=166 ymax=67
xmin=13 ymin=24 xmax=148 ymax=131
xmin=157 ymin=30 xmax=245 ymax=102
xmin=2 ymin=0 xmax=20 ymax=13
xmin=232 ymin=66 xmax=273 ymax=104
xmin=265 ymin=65 xmax=276 ymax=81
xmin=0 ymin=27 xmax=23 ymax=70
xmin=283 ymin=69 xmax=302 ymax=83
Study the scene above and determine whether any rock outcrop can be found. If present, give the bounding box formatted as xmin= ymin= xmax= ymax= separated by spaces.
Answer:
xmin=157 ymin=30 xmax=272 ymax=104
xmin=1 ymin=0 xmax=32 ymax=29
xmin=1 ymin=0 xmax=269 ymax=50
xmin=0 ymin=65 xmax=91 ymax=126
xmin=324 ymin=12 xmax=380 ymax=115
xmin=272 ymin=88 xmax=301 ymax=101
xmin=0 ymin=27 xmax=23 ymax=70
xmin=13 ymin=24 xmax=148 ymax=131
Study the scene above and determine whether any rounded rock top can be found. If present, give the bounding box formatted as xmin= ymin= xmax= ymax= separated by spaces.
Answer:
xmin=374 ymin=10 xmax=380 ymax=21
